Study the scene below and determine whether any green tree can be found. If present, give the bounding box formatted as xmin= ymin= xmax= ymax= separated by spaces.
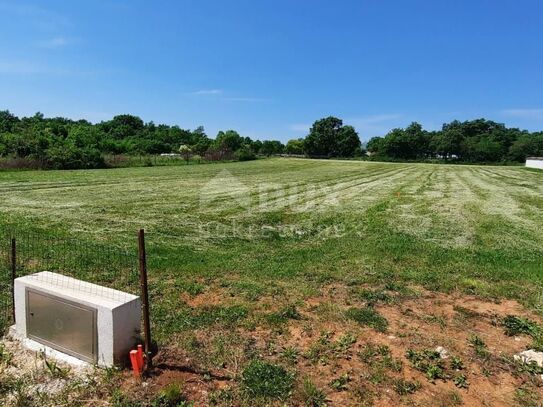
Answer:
xmin=260 ymin=140 xmax=285 ymax=156
xmin=215 ymin=130 xmax=243 ymax=151
xmin=337 ymin=125 xmax=361 ymax=157
xmin=0 ymin=110 xmax=18 ymax=133
xmin=285 ymin=138 xmax=304 ymax=155
xmin=508 ymin=133 xmax=543 ymax=161
xmin=179 ymin=144 xmax=193 ymax=163
xmin=304 ymin=117 xmax=360 ymax=157
xmin=236 ymin=144 xmax=257 ymax=161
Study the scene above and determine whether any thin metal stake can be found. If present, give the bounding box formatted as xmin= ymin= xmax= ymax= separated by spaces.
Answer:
xmin=10 ymin=238 xmax=16 ymax=322
xmin=138 ymin=229 xmax=153 ymax=368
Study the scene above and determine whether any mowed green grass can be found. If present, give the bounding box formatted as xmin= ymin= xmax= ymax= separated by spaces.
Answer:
xmin=0 ymin=158 xmax=542 ymax=339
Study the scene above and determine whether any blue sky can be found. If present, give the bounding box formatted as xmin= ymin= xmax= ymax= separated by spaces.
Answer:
xmin=0 ymin=1 xmax=542 ymax=142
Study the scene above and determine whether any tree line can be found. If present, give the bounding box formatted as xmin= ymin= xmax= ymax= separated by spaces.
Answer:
xmin=1 ymin=110 xmax=541 ymax=170
xmin=0 ymin=111 xmax=286 ymax=169
xmin=365 ymin=119 xmax=543 ymax=163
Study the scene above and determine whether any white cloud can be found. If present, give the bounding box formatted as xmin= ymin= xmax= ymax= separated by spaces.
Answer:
xmin=222 ymin=97 xmax=272 ymax=102
xmin=37 ymin=36 xmax=71 ymax=49
xmin=191 ymin=89 xmax=223 ymax=95
xmin=501 ymin=108 xmax=543 ymax=120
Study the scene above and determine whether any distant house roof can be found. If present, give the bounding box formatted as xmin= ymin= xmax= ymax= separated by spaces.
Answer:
xmin=526 ymin=157 xmax=543 ymax=160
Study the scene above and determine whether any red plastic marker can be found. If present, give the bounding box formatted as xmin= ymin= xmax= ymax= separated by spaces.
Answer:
xmin=130 ymin=350 xmax=141 ymax=377
xmin=137 ymin=344 xmax=144 ymax=370
xmin=130 ymin=344 xmax=146 ymax=377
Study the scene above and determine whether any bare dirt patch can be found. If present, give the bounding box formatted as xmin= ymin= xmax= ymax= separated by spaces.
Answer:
xmin=118 ymin=286 xmax=543 ymax=406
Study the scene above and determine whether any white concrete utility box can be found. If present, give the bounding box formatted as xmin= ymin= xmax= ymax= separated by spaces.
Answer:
xmin=526 ymin=157 xmax=543 ymax=170
xmin=14 ymin=271 xmax=141 ymax=366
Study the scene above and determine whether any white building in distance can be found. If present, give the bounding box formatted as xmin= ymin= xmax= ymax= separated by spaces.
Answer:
xmin=526 ymin=157 xmax=543 ymax=170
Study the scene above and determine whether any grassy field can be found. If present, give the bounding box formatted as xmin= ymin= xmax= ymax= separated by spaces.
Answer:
xmin=1 ymin=158 xmax=543 ymax=405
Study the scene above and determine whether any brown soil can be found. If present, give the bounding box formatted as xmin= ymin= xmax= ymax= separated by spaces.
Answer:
xmin=121 ymin=286 xmax=543 ymax=406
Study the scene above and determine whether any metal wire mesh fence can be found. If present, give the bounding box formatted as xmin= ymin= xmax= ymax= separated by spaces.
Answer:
xmin=0 ymin=233 xmax=12 ymax=332
xmin=0 ymin=228 xmax=141 ymax=334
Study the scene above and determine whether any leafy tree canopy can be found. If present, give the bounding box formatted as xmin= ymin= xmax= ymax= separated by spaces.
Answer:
xmin=304 ymin=116 xmax=361 ymax=157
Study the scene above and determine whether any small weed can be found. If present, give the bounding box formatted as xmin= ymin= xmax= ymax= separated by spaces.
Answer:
xmin=227 ymin=281 xmax=264 ymax=301
xmin=424 ymin=314 xmax=447 ymax=329
xmin=359 ymin=343 xmax=402 ymax=372
xmin=502 ymin=315 xmax=541 ymax=338
xmin=329 ymin=373 xmax=350 ymax=392
xmin=515 ymin=384 xmax=541 ymax=407
xmin=352 ymin=383 xmax=375 ymax=405
xmin=514 ymin=360 xmax=543 ymax=376
xmin=0 ymin=344 xmax=12 ymax=365
xmin=453 ymin=305 xmax=479 ymax=318
xmin=438 ymin=391 xmax=463 ymax=406
xmin=383 ymin=280 xmax=408 ymax=293
xmin=358 ymin=343 xmax=402 ymax=386
xmin=300 ymin=378 xmax=327 ymax=406
xmin=111 ymin=389 xmax=140 ymax=407
xmin=281 ymin=346 xmax=300 ymax=364
xmin=406 ymin=349 xmax=448 ymax=383
xmin=368 ymin=366 xmax=388 ymax=385
xmin=453 ymin=374 xmax=469 ymax=389
xmin=468 ymin=335 xmax=490 ymax=359
xmin=209 ymin=387 xmax=235 ymax=406
xmin=267 ymin=305 xmax=301 ymax=325
xmin=41 ymin=351 xmax=70 ymax=379
xmin=450 ymin=357 xmax=464 ymax=370
xmin=305 ymin=332 xmax=331 ymax=365
xmin=345 ymin=306 xmax=388 ymax=332
xmin=393 ymin=379 xmax=421 ymax=395
xmin=425 ymin=364 xmax=446 ymax=382
xmin=530 ymin=335 xmax=543 ymax=352
xmin=241 ymin=360 xmax=294 ymax=400
xmin=359 ymin=289 xmax=393 ymax=305
xmin=103 ymin=365 xmax=121 ymax=382
xmin=305 ymin=345 xmax=329 ymax=366
xmin=359 ymin=343 xmax=390 ymax=362
xmin=305 ymin=332 xmax=357 ymax=365
xmin=176 ymin=280 xmax=205 ymax=296
xmin=333 ymin=333 xmax=357 ymax=354
xmin=151 ymin=383 xmax=189 ymax=407
xmin=482 ymin=366 xmax=493 ymax=377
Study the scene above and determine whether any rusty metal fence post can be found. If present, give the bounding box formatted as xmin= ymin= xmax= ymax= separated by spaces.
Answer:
xmin=138 ymin=229 xmax=153 ymax=368
xmin=10 ymin=238 xmax=16 ymax=322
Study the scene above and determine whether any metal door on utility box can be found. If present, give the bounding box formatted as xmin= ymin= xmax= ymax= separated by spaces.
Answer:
xmin=26 ymin=288 xmax=97 ymax=363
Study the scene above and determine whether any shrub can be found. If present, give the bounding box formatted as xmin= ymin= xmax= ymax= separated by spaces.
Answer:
xmin=45 ymin=143 xmax=104 ymax=169
xmin=235 ymin=145 xmax=257 ymax=161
